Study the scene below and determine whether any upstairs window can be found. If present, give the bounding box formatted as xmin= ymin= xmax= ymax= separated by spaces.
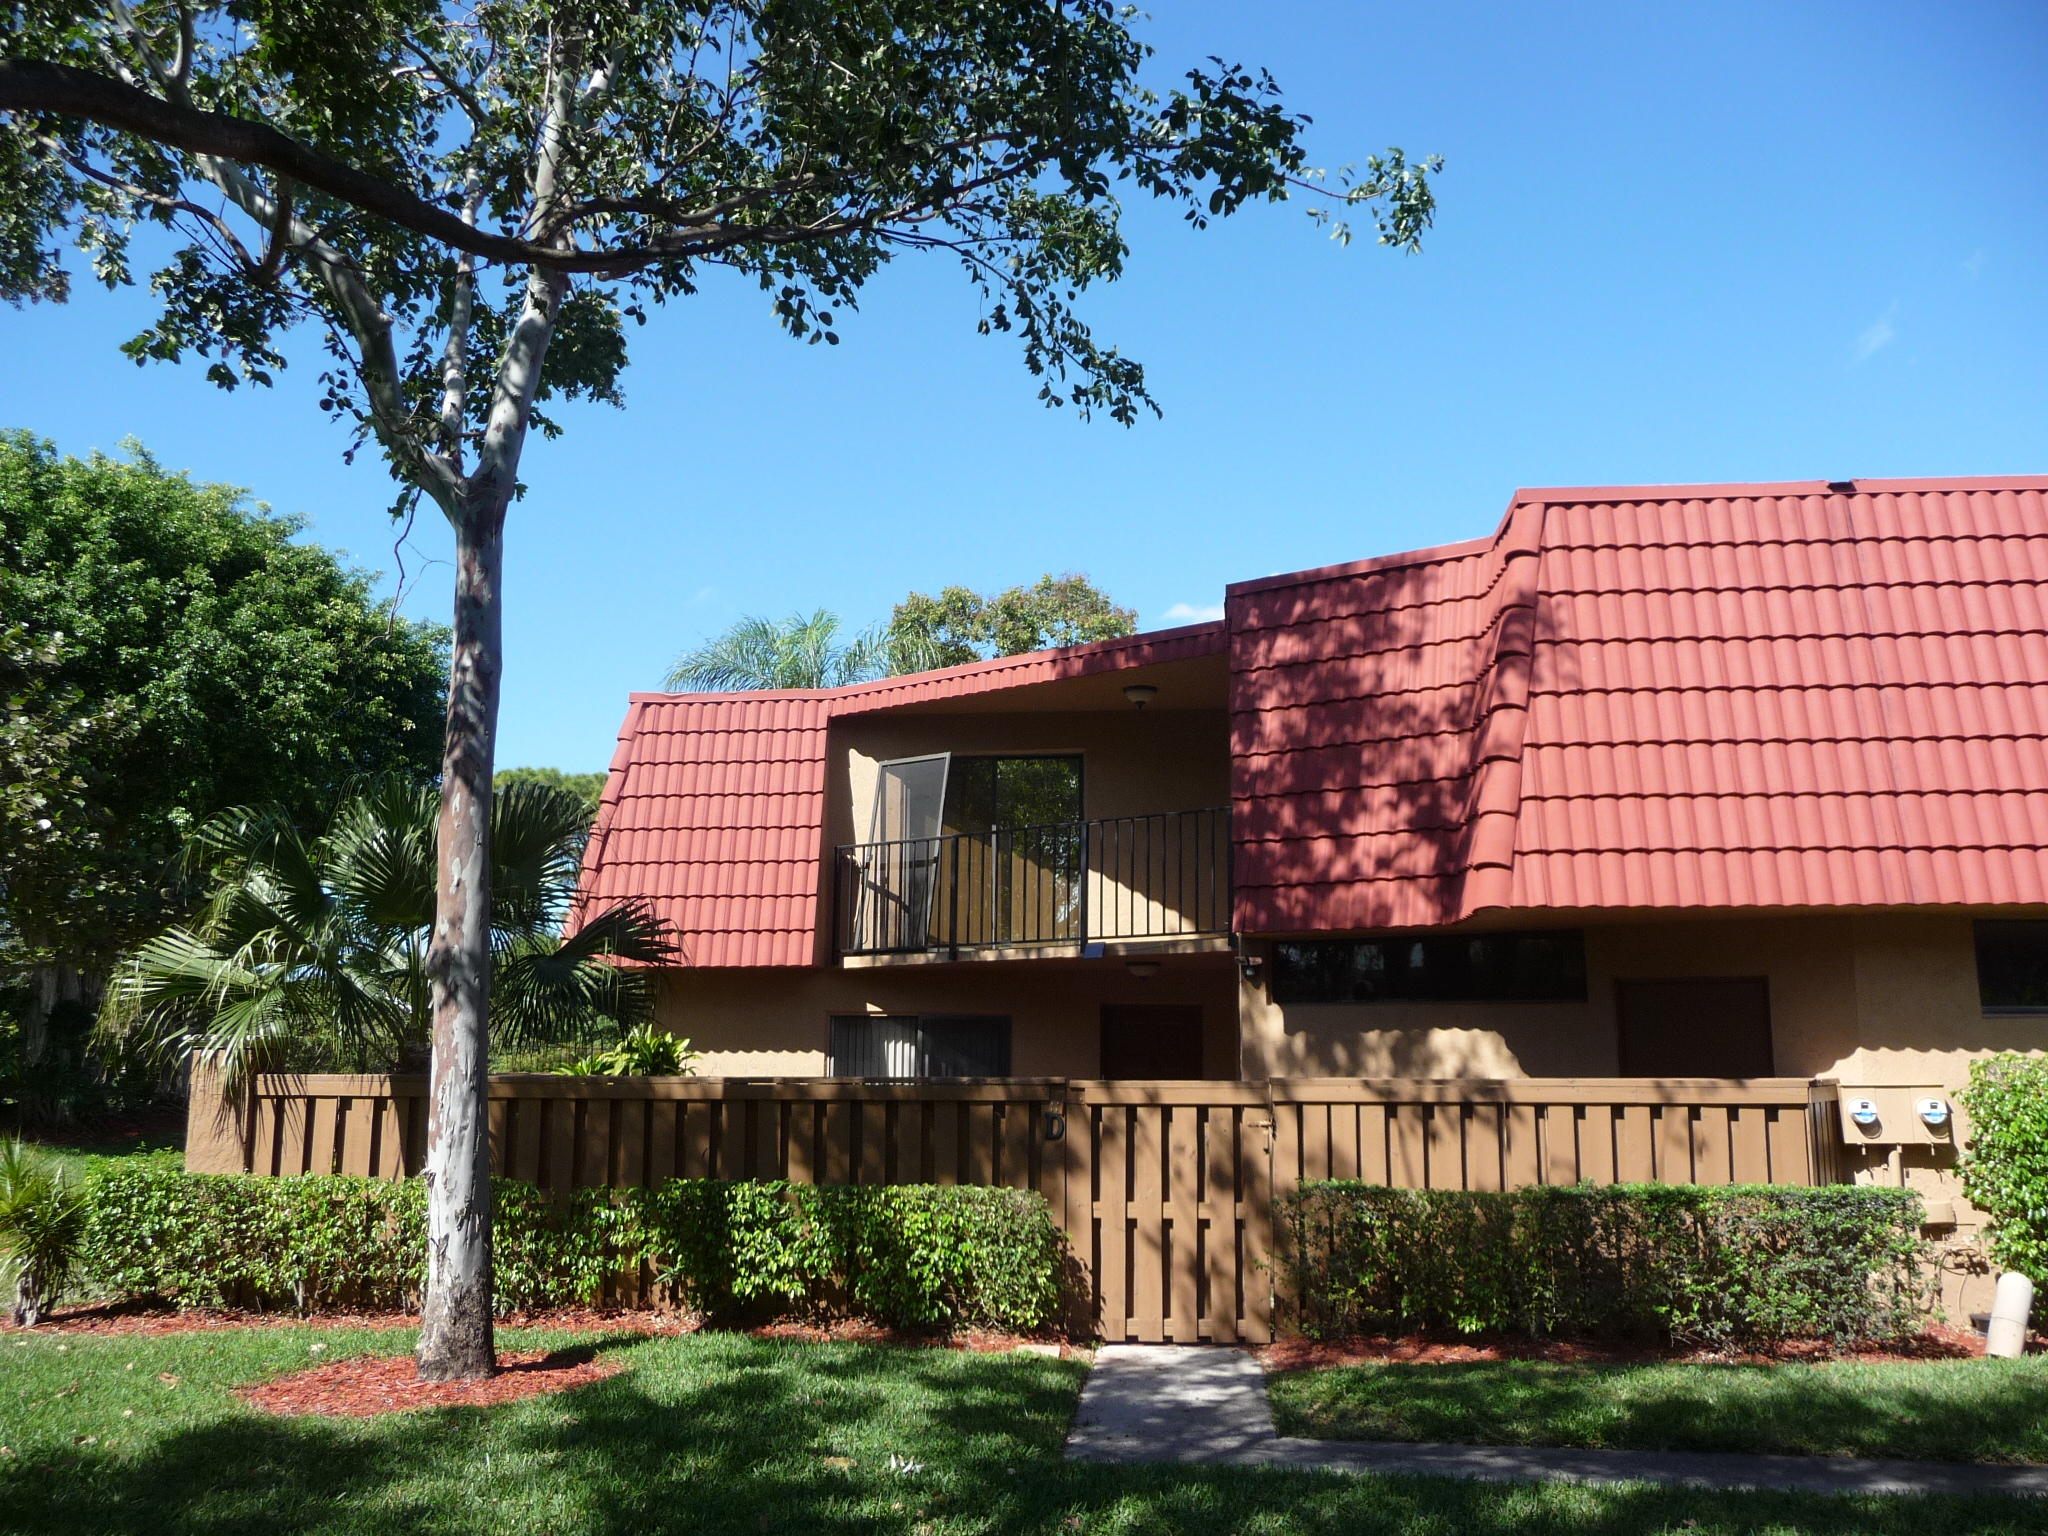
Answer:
xmin=1975 ymin=920 xmax=2048 ymax=1012
xmin=1271 ymin=931 xmax=1587 ymax=1005
xmin=826 ymin=1014 xmax=1013 ymax=1078
xmin=943 ymin=755 xmax=1083 ymax=833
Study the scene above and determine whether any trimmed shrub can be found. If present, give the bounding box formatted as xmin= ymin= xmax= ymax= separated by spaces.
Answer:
xmin=1959 ymin=1053 xmax=2048 ymax=1283
xmin=77 ymin=1165 xmax=1064 ymax=1331
xmin=1277 ymin=1182 xmax=1928 ymax=1351
xmin=614 ymin=1181 xmax=1063 ymax=1330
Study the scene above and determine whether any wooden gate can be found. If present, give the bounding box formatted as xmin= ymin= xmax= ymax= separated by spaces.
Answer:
xmin=188 ymin=1066 xmax=1842 ymax=1344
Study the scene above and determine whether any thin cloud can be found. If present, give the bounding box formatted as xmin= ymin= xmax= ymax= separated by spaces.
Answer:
xmin=1853 ymin=301 xmax=1899 ymax=363
xmin=1160 ymin=601 xmax=1225 ymax=624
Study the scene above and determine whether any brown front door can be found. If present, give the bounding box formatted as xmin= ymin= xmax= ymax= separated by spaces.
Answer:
xmin=1616 ymin=976 xmax=1774 ymax=1077
xmin=1100 ymin=1004 xmax=1205 ymax=1079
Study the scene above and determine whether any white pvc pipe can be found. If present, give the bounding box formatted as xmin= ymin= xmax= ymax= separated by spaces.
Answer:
xmin=1985 ymin=1271 xmax=2035 ymax=1359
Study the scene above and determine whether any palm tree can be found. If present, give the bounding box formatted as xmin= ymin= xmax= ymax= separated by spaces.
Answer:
xmin=664 ymin=610 xmax=943 ymax=692
xmin=99 ymin=779 xmax=675 ymax=1085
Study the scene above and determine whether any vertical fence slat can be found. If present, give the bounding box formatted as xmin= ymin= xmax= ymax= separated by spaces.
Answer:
xmin=544 ymin=1098 xmax=575 ymax=1193
xmin=1061 ymin=1089 xmax=1097 ymax=1340
xmin=1130 ymin=1105 xmax=1164 ymax=1343
xmin=1467 ymin=1103 xmax=1504 ymax=1192
xmin=821 ymin=1101 xmax=852 ymax=1184
xmin=931 ymin=1100 xmax=961 ymax=1185
xmin=786 ymin=1099 xmax=816 ymax=1185
xmin=1167 ymin=1105 xmax=1200 ymax=1343
xmin=302 ymin=1097 xmax=334 ymax=1176
xmin=1765 ymin=1108 xmax=1809 ymax=1184
xmin=1097 ymin=1103 xmax=1129 ymax=1344
xmin=339 ymin=1099 xmax=375 ymax=1177
xmin=1203 ymin=1105 xmax=1237 ymax=1342
xmin=1654 ymin=1104 xmax=1692 ymax=1184
xmin=1001 ymin=1100 xmax=1033 ymax=1189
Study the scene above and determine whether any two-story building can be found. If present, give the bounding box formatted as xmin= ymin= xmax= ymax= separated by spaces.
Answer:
xmin=573 ymin=475 xmax=2048 ymax=1236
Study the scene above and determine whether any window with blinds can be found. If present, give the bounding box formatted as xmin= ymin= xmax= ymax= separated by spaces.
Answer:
xmin=826 ymin=1014 xmax=1012 ymax=1078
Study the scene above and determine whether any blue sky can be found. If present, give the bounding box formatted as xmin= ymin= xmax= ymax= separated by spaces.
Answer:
xmin=4 ymin=0 xmax=2043 ymax=772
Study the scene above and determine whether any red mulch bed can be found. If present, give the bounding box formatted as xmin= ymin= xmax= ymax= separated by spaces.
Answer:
xmin=237 ymin=1347 xmax=625 ymax=1417
xmin=1260 ymin=1322 xmax=2001 ymax=1372
xmin=3 ymin=1301 xmax=698 ymax=1337
xmin=6 ymin=1302 xmax=1075 ymax=1356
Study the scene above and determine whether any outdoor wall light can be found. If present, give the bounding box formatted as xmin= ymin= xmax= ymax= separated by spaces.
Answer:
xmin=1123 ymin=684 xmax=1159 ymax=709
xmin=1237 ymin=954 xmax=1265 ymax=983
xmin=1125 ymin=958 xmax=1162 ymax=979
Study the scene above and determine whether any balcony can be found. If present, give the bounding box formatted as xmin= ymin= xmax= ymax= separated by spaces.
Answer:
xmin=834 ymin=807 xmax=1231 ymax=958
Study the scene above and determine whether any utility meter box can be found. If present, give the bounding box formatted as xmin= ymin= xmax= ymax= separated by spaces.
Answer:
xmin=1836 ymin=1086 xmax=1956 ymax=1146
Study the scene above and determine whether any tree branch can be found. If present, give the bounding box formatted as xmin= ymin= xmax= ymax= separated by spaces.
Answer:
xmin=1 ymin=58 xmax=561 ymax=268
xmin=1 ymin=59 xmax=1060 ymax=278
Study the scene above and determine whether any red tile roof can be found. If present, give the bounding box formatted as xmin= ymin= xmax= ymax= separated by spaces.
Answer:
xmin=1230 ymin=477 xmax=2048 ymax=933
xmin=575 ymin=624 xmax=1226 ymax=967
xmin=580 ymin=477 xmax=2048 ymax=965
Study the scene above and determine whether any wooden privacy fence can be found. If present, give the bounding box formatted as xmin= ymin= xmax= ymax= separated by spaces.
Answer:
xmin=188 ymin=1068 xmax=1845 ymax=1344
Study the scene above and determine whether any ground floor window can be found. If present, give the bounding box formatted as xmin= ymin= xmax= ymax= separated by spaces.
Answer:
xmin=1270 ymin=930 xmax=1587 ymax=1004
xmin=826 ymin=1014 xmax=1013 ymax=1078
xmin=1975 ymin=920 xmax=2048 ymax=1012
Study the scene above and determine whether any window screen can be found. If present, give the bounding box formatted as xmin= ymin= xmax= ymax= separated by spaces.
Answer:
xmin=827 ymin=1014 xmax=1012 ymax=1078
xmin=1975 ymin=920 xmax=2048 ymax=1011
xmin=1271 ymin=932 xmax=1587 ymax=1004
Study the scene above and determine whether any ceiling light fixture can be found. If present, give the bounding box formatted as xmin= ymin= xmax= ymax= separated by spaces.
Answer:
xmin=1123 ymin=684 xmax=1159 ymax=709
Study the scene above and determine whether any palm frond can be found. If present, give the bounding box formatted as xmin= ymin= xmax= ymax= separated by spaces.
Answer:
xmin=325 ymin=777 xmax=439 ymax=932
xmin=489 ymin=901 xmax=678 ymax=1049
xmin=489 ymin=780 xmax=594 ymax=937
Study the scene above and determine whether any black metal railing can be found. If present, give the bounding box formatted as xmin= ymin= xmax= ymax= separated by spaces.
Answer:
xmin=835 ymin=807 xmax=1231 ymax=957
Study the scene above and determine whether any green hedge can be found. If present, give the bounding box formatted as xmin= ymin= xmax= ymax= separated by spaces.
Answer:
xmin=1959 ymin=1053 xmax=2048 ymax=1283
xmin=1276 ymin=1182 xmax=1929 ymax=1351
xmin=79 ymin=1165 xmax=1063 ymax=1332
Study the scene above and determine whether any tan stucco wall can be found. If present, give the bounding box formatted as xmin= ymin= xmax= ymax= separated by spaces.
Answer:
xmin=1237 ymin=912 xmax=2045 ymax=1085
xmin=659 ymin=956 xmax=1239 ymax=1079
xmin=1238 ymin=910 xmax=2048 ymax=1315
xmin=830 ymin=709 xmax=1229 ymax=844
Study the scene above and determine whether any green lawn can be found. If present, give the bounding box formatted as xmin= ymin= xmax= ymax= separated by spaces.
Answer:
xmin=2 ymin=1328 xmax=2043 ymax=1534
xmin=1269 ymin=1357 xmax=2048 ymax=1465
xmin=12 ymin=1122 xmax=183 ymax=1184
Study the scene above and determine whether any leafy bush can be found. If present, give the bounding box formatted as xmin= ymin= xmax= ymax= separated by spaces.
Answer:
xmin=553 ymin=1024 xmax=699 ymax=1077
xmin=1960 ymin=1054 xmax=2048 ymax=1283
xmin=77 ymin=1165 xmax=1064 ymax=1332
xmin=613 ymin=1181 xmax=1062 ymax=1330
xmin=0 ymin=1140 xmax=89 ymax=1324
xmin=1277 ymin=1182 xmax=1928 ymax=1351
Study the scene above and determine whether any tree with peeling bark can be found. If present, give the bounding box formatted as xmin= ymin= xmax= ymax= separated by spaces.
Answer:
xmin=0 ymin=3 xmax=1440 ymax=1380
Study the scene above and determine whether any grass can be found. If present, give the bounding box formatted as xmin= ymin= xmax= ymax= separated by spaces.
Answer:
xmin=2 ymin=1328 xmax=2043 ymax=1534
xmin=9 ymin=1117 xmax=184 ymax=1184
xmin=1268 ymin=1357 xmax=2048 ymax=1465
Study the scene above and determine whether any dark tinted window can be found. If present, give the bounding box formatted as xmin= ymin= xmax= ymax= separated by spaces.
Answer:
xmin=826 ymin=1014 xmax=1012 ymax=1077
xmin=1271 ymin=932 xmax=1587 ymax=1005
xmin=1975 ymin=921 xmax=2048 ymax=1011
xmin=943 ymin=755 xmax=1082 ymax=832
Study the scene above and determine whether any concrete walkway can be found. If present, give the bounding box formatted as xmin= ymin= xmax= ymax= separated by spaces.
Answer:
xmin=1065 ymin=1345 xmax=2048 ymax=1498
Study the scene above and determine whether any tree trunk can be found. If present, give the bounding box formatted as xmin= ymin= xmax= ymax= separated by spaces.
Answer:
xmin=416 ymin=499 xmax=505 ymax=1381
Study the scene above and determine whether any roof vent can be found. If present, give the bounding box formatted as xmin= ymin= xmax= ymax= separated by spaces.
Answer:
xmin=1826 ymin=479 xmax=1857 ymax=493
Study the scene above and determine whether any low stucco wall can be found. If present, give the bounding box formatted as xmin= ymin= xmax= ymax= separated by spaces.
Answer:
xmin=657 ymin=955 xmax=1239 ymax=1079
